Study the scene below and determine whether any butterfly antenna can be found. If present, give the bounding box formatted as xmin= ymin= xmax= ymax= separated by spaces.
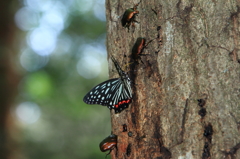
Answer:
xmin=111 ymin=55 xmax=125 ymax=76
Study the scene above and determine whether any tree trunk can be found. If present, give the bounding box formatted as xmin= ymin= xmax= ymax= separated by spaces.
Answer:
xmin=106 ymin=0 xmax=240 ymax=159
xmin=0 ymin=1 xmax=19 ymax=159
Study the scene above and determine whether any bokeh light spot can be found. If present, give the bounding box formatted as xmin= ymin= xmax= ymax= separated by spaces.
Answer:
xmin=75 ymin=0 xmax=93 ymax=13
xmin=25 ymin=71 xmax=54 ymax=99
xmin=20 ymin=49 xmax=49 ymax=72
xmin=24 ymin=0 xmax=54 ymax=12
xmin=15 ymin=7 xmax=39 ymax=31
xmin=28 ymin=27 xmax=57 ymax=56
xmin=16 ymin=102 xmax=41 ymax=124
xmin=40 ymin=2 xmax=67 ymax=32
xmin=77 ymin=56 xmax=101 ymax=79
xmin=93 ymin=0 xmax=106 ymax=21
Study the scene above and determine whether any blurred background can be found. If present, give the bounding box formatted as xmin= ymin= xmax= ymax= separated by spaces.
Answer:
xmin=1 ymin=0 xmax=111 ymax=158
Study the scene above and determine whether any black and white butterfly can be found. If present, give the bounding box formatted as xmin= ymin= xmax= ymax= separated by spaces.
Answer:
xmin=83 ymin=56 xmax=132 ymax=113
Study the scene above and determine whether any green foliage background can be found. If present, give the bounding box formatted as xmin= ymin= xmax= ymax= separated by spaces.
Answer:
xmin=14 ymin=0 xmax=111 ymax=158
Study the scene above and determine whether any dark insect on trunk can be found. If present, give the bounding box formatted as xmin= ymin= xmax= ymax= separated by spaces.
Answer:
xmin=99 ymin=134 xmax=118 ymax=156
xmin=131 ymin=37 xmax=153 ymax=64
xmin=122 ymin=124 xmax=127 ymax=132
xmin=121 ymin=1 xmax=141 ymax=31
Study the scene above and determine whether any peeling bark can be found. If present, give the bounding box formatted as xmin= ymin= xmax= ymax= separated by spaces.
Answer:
xmin=106 ymin=0 xmax=240 ymax=158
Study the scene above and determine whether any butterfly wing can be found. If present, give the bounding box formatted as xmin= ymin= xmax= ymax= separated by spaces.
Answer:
xmin=83 ymin=78 xmax=132 ymax=113
xmin=109 ymin=77 xmax=132 ymax=113
xmin=83 ymin=78 xmax=119 ymax=106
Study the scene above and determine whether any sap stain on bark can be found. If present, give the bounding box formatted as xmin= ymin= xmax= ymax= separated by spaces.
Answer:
xmin=197 ymin=95 xmax=208 ymax=119
xmin=128 ymin=131 xmax=133 ymax=137
xmin=198 ymin=108 xmax=207 ymax=118
xmin=160 ymin=146 xmax=171 ymax=159
xmin=178 ymin=98 xmax=189 ymax=143
xmin=126 ymin=143 xmax=132 ymax=157
xmin=229 ymin=6 xmax=240 ymax=62
xmin=221 ymin=143 xmax=240 ymax=159
xmin=202 ymin=142 xmax=210 ymax=159
xmin=131 ymin=113 xmax=137 ymax=126
xmin=203 ymin=124 xmax=213 ymax=143
xmin=153 ymin=118 xmax=171 ymax=159
xmin=197 ymin=99 xmax=206 ymax=107
xmin=176 ymin=0 xmax=194 ymax=20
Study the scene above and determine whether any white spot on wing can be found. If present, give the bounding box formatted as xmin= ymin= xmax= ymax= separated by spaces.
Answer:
xmin=105 ymin=88 xmax=110 ymax=94
xmin=107 ymin=94 xmax=111 ymax=99
xmin=111 ymin=80 xmax=119 ymax=84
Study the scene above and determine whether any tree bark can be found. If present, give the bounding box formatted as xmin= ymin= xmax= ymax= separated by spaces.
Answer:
xmin=106 ymin=0 xmax=240 ymax=159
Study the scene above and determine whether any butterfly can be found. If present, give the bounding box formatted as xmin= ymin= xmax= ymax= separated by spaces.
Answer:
xmin=83 ymin=56 xmax=132 ymax=113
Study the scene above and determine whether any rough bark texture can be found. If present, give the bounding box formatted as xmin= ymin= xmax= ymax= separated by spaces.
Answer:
xmin=0 ymin=1 xmax=19 ymax=159
xmin=106 ymin=0 xmax=240 ymax=159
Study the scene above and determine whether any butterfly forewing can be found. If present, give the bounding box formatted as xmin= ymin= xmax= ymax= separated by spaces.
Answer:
xmin=83 ymin=78 xmax=119 ymax=105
